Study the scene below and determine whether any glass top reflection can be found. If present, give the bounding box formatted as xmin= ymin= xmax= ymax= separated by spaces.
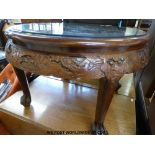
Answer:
xmin=6 ymin=22 xmax=146 ymax=38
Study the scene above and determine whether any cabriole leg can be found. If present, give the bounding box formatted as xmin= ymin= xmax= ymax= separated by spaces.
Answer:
xmin=13 ymin=67 xmax=31 ymax=107
xmin=92 ymin=77 xmax=120 ymax=135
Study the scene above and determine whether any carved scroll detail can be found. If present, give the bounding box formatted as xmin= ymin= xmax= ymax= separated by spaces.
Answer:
xmin=5 ymin=39 xmax=149 ymax=82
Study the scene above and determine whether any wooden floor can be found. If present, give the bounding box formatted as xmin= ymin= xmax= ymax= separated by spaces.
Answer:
xmin=0 ymin=74 xmax=135 ymax=135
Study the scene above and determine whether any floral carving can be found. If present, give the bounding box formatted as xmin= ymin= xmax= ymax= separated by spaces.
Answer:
xmin=5 ymin=39 xmax=149 ymax=82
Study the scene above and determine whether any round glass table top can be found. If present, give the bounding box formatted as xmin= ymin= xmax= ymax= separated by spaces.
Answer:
xmin=6 ymin=22 xmax=147 ymax=39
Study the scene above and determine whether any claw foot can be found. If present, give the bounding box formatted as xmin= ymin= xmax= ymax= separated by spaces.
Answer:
xmin=20 ymin=95 xmax=31 ymax=107
xmin=92 ymin=122 xmax=108 ymax=135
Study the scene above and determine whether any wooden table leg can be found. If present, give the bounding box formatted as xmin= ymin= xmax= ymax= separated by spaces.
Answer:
xmin=92 ymin=77 xmax=119 ymax=135
xmin=13 ymin=67 xmax=31 ymax=107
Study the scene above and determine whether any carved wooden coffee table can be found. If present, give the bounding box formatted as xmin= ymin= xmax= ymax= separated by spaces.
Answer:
xmin=4 ymin=22 xmax=149 ymax=134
